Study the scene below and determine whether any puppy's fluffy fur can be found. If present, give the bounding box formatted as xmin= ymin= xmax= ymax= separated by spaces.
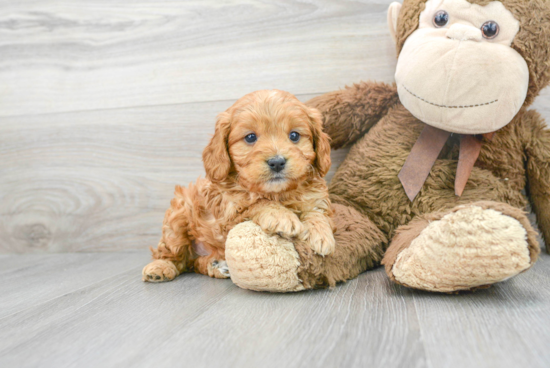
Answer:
xmin=143 ymin=90 xmax=334 ymax=282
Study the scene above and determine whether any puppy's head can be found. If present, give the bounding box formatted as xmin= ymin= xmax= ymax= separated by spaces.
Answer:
xmin=202 ymin=90 xmax=331 ymax=193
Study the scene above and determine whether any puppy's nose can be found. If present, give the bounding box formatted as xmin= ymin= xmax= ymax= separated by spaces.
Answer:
xmin=267 ymin=156 xmax=286 ymax=173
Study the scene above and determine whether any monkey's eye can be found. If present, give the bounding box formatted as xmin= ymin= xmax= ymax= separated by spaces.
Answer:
xmin=289 ymin=131 xmax=300 ymax=142
xmin=433 ymin=10 xmax=449 ymax=28
xmin=244 ymin=133 xmax=257 ymax=143
xmin=481 ymin=21 xmax=499 ymax=39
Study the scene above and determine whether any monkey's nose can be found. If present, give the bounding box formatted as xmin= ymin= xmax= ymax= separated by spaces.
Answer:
xmin=267 ymin=156 xmax=286 ymax=173
xmin=446 ymin=24 xmax=482 ymax=42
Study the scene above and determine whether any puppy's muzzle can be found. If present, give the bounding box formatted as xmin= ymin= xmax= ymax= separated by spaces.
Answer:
xmin=267 ymin=156 xmax=286 ymax=173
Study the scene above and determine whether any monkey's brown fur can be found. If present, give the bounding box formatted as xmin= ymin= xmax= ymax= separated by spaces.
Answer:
xmin=300 ymin=0 xmax=550 ymax=291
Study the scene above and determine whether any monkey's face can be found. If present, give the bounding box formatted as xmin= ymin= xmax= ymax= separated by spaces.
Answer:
xmin=392 ymin=0 xmax=529 ymax=134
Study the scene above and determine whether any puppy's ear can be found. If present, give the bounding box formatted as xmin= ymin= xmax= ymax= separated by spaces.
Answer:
xmin=308 ymin=107 xmax=332 ymax=177
xmin=203 ymin=112 xmax=232 ymax=182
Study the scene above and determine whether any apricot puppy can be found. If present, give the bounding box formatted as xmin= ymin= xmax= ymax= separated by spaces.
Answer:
xmin=143 ymin=90 xmax=334 ymax=282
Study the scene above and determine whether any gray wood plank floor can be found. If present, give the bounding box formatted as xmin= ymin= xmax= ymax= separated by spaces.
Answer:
xmin=0 ymin=252 xmax=549 ymax=368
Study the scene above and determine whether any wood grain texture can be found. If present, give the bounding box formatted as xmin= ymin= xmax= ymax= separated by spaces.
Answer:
xmin=0 ymin=93 xmax=348 ymax=253
xmin=0 ymin=99 xmax=232 ymax=253
xmin=0 ymin=252 xmax=424 ymax=368
xmin=0 ymin=0 xmax=398 ymax=117
xmin=412 ymin=258 xmax=550 ymax=368
xmin=0 ymin=252 xmax=148 ymax=319
xmin=0 ymin=252 xmax=549 ymax=368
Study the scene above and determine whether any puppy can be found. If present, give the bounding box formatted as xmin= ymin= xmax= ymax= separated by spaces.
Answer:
xmin=143 ymin=90 xmax=335 ymax=282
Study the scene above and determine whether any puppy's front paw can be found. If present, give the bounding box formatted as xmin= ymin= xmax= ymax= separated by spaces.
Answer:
xmin=208 ymin=260 xmax=230 ymax=279
xmin=142 ymin=259 xmax=179 ymax=282
xmin=257 ymin=211 xmax=304 ymax=239
xmin=303 ymin=222 xmax=336 ymax=256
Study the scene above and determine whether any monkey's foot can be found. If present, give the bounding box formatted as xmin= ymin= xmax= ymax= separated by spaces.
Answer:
xmin=225 ymin=221 xmax=305 ymax=292
xmin=383 ymin=202 xmax=539 ymax=293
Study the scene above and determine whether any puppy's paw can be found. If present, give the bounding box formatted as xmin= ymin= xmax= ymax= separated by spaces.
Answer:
xmin=257 ymin=211 xmax=304 ymax=239
xmin=303 ymin=222 xmax=336 ymax=256
xmin=142 ymin=259 xmax=179 ymax=282
xmin=208 ymin=260 xmax=230 ymax=279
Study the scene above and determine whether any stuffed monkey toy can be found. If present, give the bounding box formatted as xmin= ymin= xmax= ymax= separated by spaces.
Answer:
xmin=225 ymin=0 xmax=550 ymax=293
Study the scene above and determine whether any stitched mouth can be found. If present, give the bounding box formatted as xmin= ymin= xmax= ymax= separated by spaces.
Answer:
xmin=403 ymin=85 xmax=498 ymax=109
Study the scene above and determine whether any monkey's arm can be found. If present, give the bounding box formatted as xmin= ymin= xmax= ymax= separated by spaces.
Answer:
xmin=524 ymin=110 xmax=550 ymax=253
xmin=306 ymin=81 xmax=399 ymax=149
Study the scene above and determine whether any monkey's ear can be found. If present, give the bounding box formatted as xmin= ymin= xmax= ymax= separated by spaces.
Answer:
xmin=308 ymin=107 xmax=332 ymax=177
xmin=202 ymin=112 xmax=232 ymax=182
xmin=387 ymin=2 xmax=402 ymax=44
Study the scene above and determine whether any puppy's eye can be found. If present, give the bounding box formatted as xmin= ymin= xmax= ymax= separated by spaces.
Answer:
xmin=481 ymin=21 xmax=499 ymax=39
xmin=289 ymin=131 xmax=300 ymax=142
xmin=244 ymin=133 xmax=257 ymax=143
xmin=433 ymin=10 xmax=449 ymax=28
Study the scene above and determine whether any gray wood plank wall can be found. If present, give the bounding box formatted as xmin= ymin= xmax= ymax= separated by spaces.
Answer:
xmin=1 ymin=0 xmax=549 ymax=253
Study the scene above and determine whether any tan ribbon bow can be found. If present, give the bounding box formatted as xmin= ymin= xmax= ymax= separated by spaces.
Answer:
xmin=398 ymin=125 xmax=495 ymax=202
